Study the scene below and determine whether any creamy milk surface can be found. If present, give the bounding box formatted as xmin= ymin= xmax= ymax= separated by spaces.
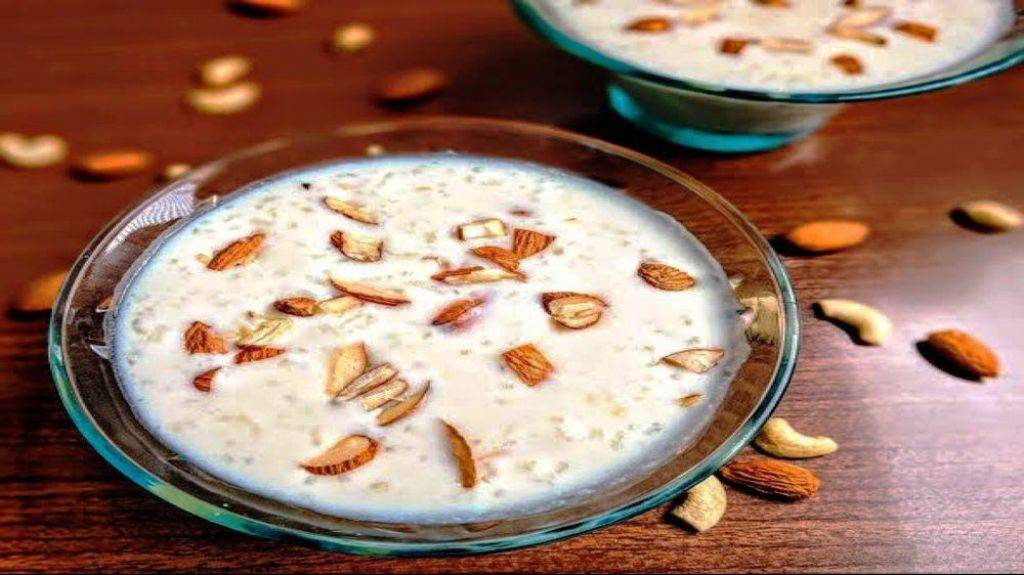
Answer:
xmin=541 ymin=0 xmax=1013 ymax=92
xmin=113 ymin=155 xmax=747 ymax=522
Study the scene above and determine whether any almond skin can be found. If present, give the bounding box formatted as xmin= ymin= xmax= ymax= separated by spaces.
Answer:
xmin=184 ymin=321 xmax=228 ymax=354
xmin=638 ymin=262 xmax=695 ymax=291
xmin=784 ymin=220 xmax=869 ymax=253
xmin=234 ymin=345 xmax=285 ymax=363
xmin=208 ymin=233 xmax=265 ymax=270
xmin=625 ymin=16 xmax=673 ymax=32
xmin=373 ymin=67 xmax=449 ymax=104
xmin=719 ymin=459 xmax=820 ymax=501
xmin=719 ymin=37 xmax=752 ymax=55
xmin=377 ymin=381 xmax=431 ymax=426
xmin=511 ymin=228 xmax=555 ymax=258
xmin=72 ymin=149 xmax=153 ymax=180
xmin=432 ymin=298 xmax=484 ymax=326
xmin=502 ymin=344 xmax=554 ymax=387
xmin=893 ymin=21 xmax=938 ymax=42
xmin=300 ymin=435 xmax=378 ymax=476
xmin=831 ymin=54 xmax=865 ymax=75
xmin=192 ymin=367 xmax=221 ymax=393
xmin=273 ymin=297 xmax=318 ymax=317
xmin=926 ymin=330 xmax=999 ymax=378
xmin=330 ymin=278 xmax=409 ymax=306
xmin=12 ymin=269 xmax=67 ymax=313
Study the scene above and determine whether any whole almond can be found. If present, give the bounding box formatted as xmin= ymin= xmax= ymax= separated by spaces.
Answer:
xmin=273 ymin=297 xmax=318 ymax=317
xmin=785 ymin=220 xmax=869 ymax=253
xmin=12 ymin=269 xmax=67 ymax=313
xmin=192 ymin=367 xmax=221 ymax=393
xmin=373 ymin=67 xmax=449 ymax=104
xmin=926 ymin=330 xmax=999 ymax=378
xmin=719 ymin=459 xmax=820 ymax=501
xmin=502 ymin=344 xmax=554 ymax=387
xmin=638 ymin=262 xmax=695 ymax=291
xmin=184 ymin=321 xmax=228 ymax=354
xmin=208 ymin=233 xmax=265 ymax=270
xmin=234 ymin=345 xmax=285 ymax=363
xmin=72 ymin=149 xmax=152 ymax=180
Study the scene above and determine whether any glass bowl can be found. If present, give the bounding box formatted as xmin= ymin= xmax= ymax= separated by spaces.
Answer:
xmin=512 ymin=1 xmax=1024 ymax=153
xmin=49 ymin=117 xmax=798 ymax=556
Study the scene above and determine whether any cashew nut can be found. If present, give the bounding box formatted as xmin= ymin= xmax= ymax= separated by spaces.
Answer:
xmin=755 ymin=417 xmax=838 ymax=459
xmin=816 ymin=298 xmax=892 ymax=346
xmin=197 ymin=55 xmax=252 ymax=88
xmin=0 ymin=132 xmax=68 ymax=169
xmin=671 ymin=475 xmax=726 ymax=533
xmin=957 ymin=200 xmax=1022 ymax=232
xmin=186 ymin=81 xmax=261 ymax=115
xmin=331 ymin=23 xmax=376 ymax=53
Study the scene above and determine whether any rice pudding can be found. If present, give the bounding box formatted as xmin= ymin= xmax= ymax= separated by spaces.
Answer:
xmin=112 ymin=154 xmax=748 ymax=522
xmin=541 ymin=0 xmax=1013 ymax=92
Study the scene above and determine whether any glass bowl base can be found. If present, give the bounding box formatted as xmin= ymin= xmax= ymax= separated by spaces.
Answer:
xmin=607 ymin=84 xmax=812 ymax=153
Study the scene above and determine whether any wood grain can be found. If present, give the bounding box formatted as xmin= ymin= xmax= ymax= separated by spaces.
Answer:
xmin=1 ymin=1 xmax=1022 ymax=572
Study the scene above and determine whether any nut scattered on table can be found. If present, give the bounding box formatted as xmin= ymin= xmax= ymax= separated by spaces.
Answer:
xmin=331 ymin=23 xmax=376 ymax=53
xmin=0 ymin=132 xmax=68 ymax=169
xmin=755 ymin=417 xmax=839 ymax=459
xmin=671 ymin=475 xmax=727 ymax=532
xmin=955 ymin=200 xmax=1022 ymax=232
xmin=11 ymin=269 xmax=68 ymax=313
xmin=816 ymin=299 xmax=892 ymax=346
xmin=719 ymin=458 xmax=820 ymax=501
xmin=186 ymin=82 xmax=262 ymax=115
xmin=925 ymin=329 xmax=1000 ymax=379
xmin=72 ymin=149 xmax=153 ymax=180
xmin=197 ymin=55 xmax=252 ymax=88
xmin=373 ymin=67 xmax=449 ymax=105
xmin=785 ymin=219 xmax=870 ymax=253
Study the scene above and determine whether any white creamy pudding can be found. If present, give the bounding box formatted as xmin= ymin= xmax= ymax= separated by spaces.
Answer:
xmin=113 ymin=154 xmax=748 ymax=522
xmin=541 ymin=0 xmax=1013 ymax=92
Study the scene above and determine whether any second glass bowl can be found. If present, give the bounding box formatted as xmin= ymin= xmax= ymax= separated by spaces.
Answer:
xmin=50 ymin=117 xmax=797 ymax=555
xmin=513 ymin=1 xmax=1024 ymax=153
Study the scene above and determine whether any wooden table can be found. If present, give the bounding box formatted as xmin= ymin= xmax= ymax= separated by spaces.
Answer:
xmin=1 ymin=1 xmax=1021 ymax=572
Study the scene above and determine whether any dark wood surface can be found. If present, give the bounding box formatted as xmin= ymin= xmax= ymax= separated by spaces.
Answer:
xmin=1 ymin=1 xmax=1022 ymax=573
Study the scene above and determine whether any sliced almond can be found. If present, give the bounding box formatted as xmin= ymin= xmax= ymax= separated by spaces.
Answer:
xmin=511 ymin=228 xmax=555 ymax=258
xmin=471 ymin=246 xmax=520 ymax=272
xmin=377 ymin=381 xmax=431 ymax=426
xmin=273 ymin=297 xmax=318 ymax=317
xmin=330 ymin=278 xmax=410 ymax=306
xmin=208 ymin=233 xmax=265 ymax=270
xmin=829 ymin=26 xmax=887 ymax=46
xmin=638 ymin=262 xmax=695 ymax=291
xmin=625 ymin=16 xmax=674 ymax=32
xmin=0 ymin=132 xmax=68 ymax=169
xmin=541 ymin=292 xmax=607 ymax=330
xmin=323 ymin=197 xmax=380 ymax=224
xmin=192 ymin=367 xmax=221 ymax=393
xmin=331 ymin=22 xmax=376 ymax=53
xmin=719 ymin=37 xmax=752 ymax=55
xmin=457 ymin=218 xmax=506 ymax=240
xmin=502 ymin=344 xmax=554 ymax=387
xmin=677 ymin=393 xmax=704 ymax=407
xmin=719 ymin=459 xmax=820 ymax=501
xmin=184 ymin=321 xmax=228 ymax=354
xmin=893 ymin=21 xmax=938 ymax=42
xmin=234 ymin=345 xmax=285 ymax=363
xmin=331 ymin=230 xmax=383 ymax=263
xmin=431 ymin=266 xmax=525 ymax=285
xmin=317 ymin=295 xmax=364 ymax=314
xmin=373 ymin=67 xmax=449 ymax=104
xmin=680 ymin=1 xmax=722 ymax=26
xmin=230 ymin=0 xmax=304 ymax=16
xmin=761 ymin=38 xmax=813 ymax=53
xmin=197 ymin=55 xmax=252 ymax=88
xmin=359 ymin=378 xmax=408 ymax=410
xmin=186 ymin=82 xmax=261 ymax=115
xmin=236 ymin=317 xmax=292 ymax=346
xmin=72 ymin=149 xmax=153 ymax=180
xmin=442 ymin=420 xmax=478 ymax=488
xmin=750 ymin=0 xmax=790 ymax=7
xmin=326 ymin=342 xmax=368 ymax=397
xmin=12 ymin=269 xmax=67 ymax=313
xmin=662 ymin=348 xmax=725 ymax=373
xmin=832 ymin=6 xmax=891 ymax=29
xmin=432 ymin=298 xmax=484 ymax=326
xmin=300 ymin=435 xmax=378 ymax=476
xmin=337 ymin=363 xmax=398 ymax=400
xmin=830 ymin=54 xmax=865 ymax=75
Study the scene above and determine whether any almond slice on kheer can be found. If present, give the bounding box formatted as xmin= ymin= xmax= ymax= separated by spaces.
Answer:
xmin=323 ymin=197 xmax=380 ymax=224
xmin=327 ymin=342 xmax=368 ymax=397
xmin=662 ymin=348 xmax=725 ymax=373
xmin=330 ymin=277 xmax=410 ymax=306
xmin=300 ymin=435 xmax=378 ymax=475
xmin=377 ymin=381 xmax=431 ymax=426
xmin=442 ymin=420 xmax=478 ymax=488
xmin=541 ymin=292 xmax=607 ymax=329
xmin=456 ymin=218 xmax=506 ymax=240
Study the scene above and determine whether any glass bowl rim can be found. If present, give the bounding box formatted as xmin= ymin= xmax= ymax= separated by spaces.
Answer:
xmin=48 ymin=116 xmax=799 ymax=556
xmin=511 ymin=0 xmax=1024 ymax=104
